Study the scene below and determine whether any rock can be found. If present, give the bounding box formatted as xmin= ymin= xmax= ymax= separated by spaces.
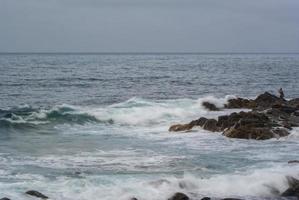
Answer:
xmin=221 ymin=198 xmax=244 ymax=200
xmin=254 ymin=92 xmax=284 ymax=109
xmin=202 ymin=101 xmax=220 ymax=111
xmin=281 ymin=176 xmax=299 ymax=198
xmin=202 ymin=119 xmax=220 ymax=132
xmin=225 ymin=98 xmax=257 ymax=109
xmin=272 ymin=128 xmax=290 ymax=137
xmin=168 ymin=192 xmax=189 ymax=200
xmin=201 ymin=198 xmax=211 ymax=200
xmin=189 ymin=117 xmax=208 ymax=127
xmin=223 ymin=126 xmax=275 ymax=140
xmin=130 ymin=198 xmax=138 ymax=200
xmin=169 ymin=124 xmax=193 ymax=132
xmin=0 ymin=198 xmax=11 ymax=200
xmin=25 ymin=190 xmax=48 ymax=199
xmin=288 ymin=98 xmax=299 ymax=108
xmin=288 ymin=160 xmax=299 ymax=164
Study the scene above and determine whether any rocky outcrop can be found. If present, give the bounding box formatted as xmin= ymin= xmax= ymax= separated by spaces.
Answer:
xmin=169 ymin=92 xmax=299 ymax=140
xmin=202 ymin=102 xmax=220 ymax=111
xmin=168 ymin=192 xmax=189 ymax=200
xmin=25 ymin=191 xmax=48 ymax=199
xmin=225 ymin=98 xmax=257 ymax=109
xmin=281 ymin=176 xmax=299 ymax=198
xmin=224 ymin=92 xmax=286 ymax=110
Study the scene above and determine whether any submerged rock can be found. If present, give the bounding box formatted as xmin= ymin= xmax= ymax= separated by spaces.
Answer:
xmin=168 ymin=192 xmax=189 ymax=200
xmin=25 ymin=190 xmax=48 ymax=199
xmin=288 ymin=160 xmax=299 ymax=164
xmin=202 ymin=101 xmax=220 ymax=111
xmin=281 ymin=176 xmax=299 ymax=198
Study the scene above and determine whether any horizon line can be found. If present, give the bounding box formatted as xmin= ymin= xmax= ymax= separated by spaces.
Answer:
xmin=0 ymin=52 xmax=299 ymax=55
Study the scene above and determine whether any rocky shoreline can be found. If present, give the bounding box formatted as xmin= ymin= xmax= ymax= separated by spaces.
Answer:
xmin=169 ymin=92 xmax=299 ymax=140
xmin=2 ymin=175 xmax=299 ymax=200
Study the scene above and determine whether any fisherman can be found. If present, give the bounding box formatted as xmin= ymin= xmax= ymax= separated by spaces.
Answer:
xmin=278 ymin=88 xmax=285 ymax=100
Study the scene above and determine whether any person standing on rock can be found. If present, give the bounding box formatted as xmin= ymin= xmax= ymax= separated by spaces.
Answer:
xmin=278 ymin=88 xmax=285 ymax=100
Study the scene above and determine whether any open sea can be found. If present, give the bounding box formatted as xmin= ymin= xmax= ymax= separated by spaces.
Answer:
xmin=0 ymin=53 xmax=299 ymax=200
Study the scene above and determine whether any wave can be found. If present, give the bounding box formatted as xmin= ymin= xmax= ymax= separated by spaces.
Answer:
xmin=1 ymin=162 xmax=299 ymax=200
xmin=0 ymin=96 xmax=236 ymax=130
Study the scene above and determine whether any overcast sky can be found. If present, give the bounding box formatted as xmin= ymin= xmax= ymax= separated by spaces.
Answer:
xmin=0 ymin=0 xmax=298 ymax=52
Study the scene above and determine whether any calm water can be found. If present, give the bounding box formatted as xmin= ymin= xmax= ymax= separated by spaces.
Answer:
xmin=0 ymin=53 xmax=299 ymax=200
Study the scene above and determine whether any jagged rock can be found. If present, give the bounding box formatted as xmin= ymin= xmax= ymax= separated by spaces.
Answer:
xmin=254 ymin=92 xmax=285 ymax=109
xmin=25 ymin=190 xmax=48 ymax=199
xmin=169 ymin=124 xmax=193 ymax=132
xmin=223 ymin=126 xmax=274 ymax=140
xmin=202 ymin=119 xmax=220 ymax=132
xmin=202 ymin=102 xmax=220 ymax=111
xmin=288 ymin=98 xmax=299 ymax=108
xmin=281 ymin=176 xmax=299 ymax=198
xmin=168 ymin=192 xmax=189 ymax=200
xmin=225 ymin=98 xmax=257 ymax=109
xmin=189 ymin=117 xmax=208 ymax=127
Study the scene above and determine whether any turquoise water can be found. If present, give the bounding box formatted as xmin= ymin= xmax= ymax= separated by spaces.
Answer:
xmin=0 ymin=53 xmax=299 ymax=200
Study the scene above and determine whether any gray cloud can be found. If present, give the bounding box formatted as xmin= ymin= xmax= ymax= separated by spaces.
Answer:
xmin=0 ymin=0 xmax=298 ymax=52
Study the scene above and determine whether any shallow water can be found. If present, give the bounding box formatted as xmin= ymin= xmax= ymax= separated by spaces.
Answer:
xmin=0 ymin=53 xmax=299 ymax=200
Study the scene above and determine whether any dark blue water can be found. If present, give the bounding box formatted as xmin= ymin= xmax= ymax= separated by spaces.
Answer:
xmin=1 ymin=53 xmax=298 ymax=108
xmin=0 ymin=53 xmax=299 ymax=200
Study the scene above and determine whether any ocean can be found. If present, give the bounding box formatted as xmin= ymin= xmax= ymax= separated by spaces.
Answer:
xmin=0 ymin=53 xmax=299 ymax=200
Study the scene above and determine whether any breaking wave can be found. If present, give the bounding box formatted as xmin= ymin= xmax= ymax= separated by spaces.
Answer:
xmin=0 ymin=96 xmax=235 ymax=129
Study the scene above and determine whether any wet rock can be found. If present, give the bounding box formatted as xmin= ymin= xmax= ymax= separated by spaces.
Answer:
xmin=288 ymin=98 xmax=299 ymax=108
xmin=225 ymin=98 xmax=257 ymax=109
xmin=202 ymin=101 xmax=220 ymax=111
xmin=169 ymin=124 xmax=193 ymax=132
xmin=25 ymin=190 xmax=48 ymax=199
xmin=281 ymin=176 xmax=299 ymax=198
xmin=288 ymin=160 xmax=299 ymax=164
xmin=201 ymin=198 xmax=211 ymax=200
xmin=202 ymin=119 xmax=220 ymax=132
xmin=255 ymin=92 xmax=283 ymax=107
xmin=0 ymin=198 xmax=11 ymax=200
xmin=168 ymin=192 xmax=189 ymax=200
xmin=221 ymin=198 xmax=244 ymax=200
xmin=189 ymin=117 xmax=208 ymax=127
xmin=223 ymin=126 xmax=275 ymax=140
xmin=130 ymin=198 xmax=138 ymax=200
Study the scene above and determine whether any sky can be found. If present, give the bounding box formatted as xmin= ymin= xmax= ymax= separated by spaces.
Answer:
xmin=0 ymin=0 xmax=299 ymax=53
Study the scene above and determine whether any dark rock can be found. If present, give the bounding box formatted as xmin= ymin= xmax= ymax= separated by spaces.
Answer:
xmin=254 ymin=92 xmax=284 ymax=109
xmin=189 ymin=117 xmax=208 ymax=127
xmin=288 ymin=98 xmax=299 ymax=108
xmin=225 ymin=98 xmax=257 ymax=109
xmin=201 ymin=198 xmax=211 ymax=200
xmin=202 ymin=119 xmax=220 ymax=132
xmin=169 ymin=124 xmax=193 ymax=132
xmin=281 ymin=176 xmax=299 ymax=198
xmin=221 ymin=198 xmax=244 ymax=200
xmin=168 ymin=192 xmax=189 ymax=200
xmin=288 ymin=160 xmax=299 ymax=164
xmin=130 ymin=198 xmax=138 ymax=200
xmin=223 ymin=126 xmax=275 ymax=140
xmin=25 ymin=190 xmax=48 ymax=199
xmin=202 ymin=101 xmax=220 ymax=111
xmin=0 ymin=198 xmax=11 ymax=200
